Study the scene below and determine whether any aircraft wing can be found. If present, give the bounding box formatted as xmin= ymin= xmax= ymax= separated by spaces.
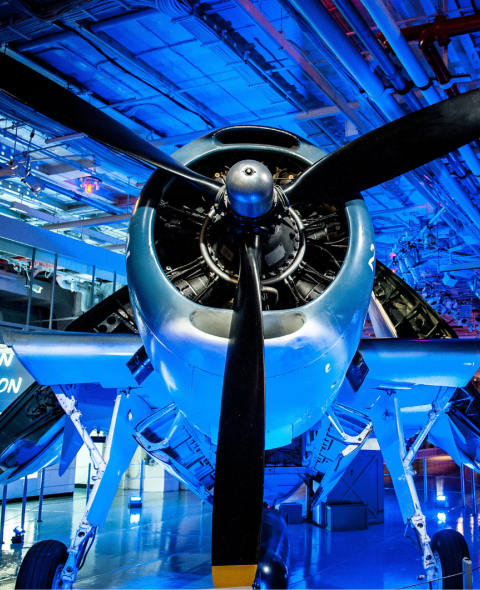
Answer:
xmin=336 ymin=337 xmax=480 ymax=480
xmin=3 ymin=330 xmax=143 ymax=389
xmin=0 ymin=330 xmax=177 ymax=489
xmin=358 ymin=337 xmax=480 ymax=388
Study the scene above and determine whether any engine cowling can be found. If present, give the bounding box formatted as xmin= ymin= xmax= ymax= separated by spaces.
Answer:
xmin=127 ymin=126 xmax=375 ymax=449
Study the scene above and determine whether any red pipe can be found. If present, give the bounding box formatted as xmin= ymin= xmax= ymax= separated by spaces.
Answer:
xmin=404 ymin=13 xmax=480 ymax=42
xmin=378 ymin=13 xmax=480 ymax=45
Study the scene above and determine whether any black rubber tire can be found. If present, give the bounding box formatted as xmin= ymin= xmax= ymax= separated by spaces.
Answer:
xmin=15 ymin=539 xmax=68 ymax=589
xmin=430 ymin=529 xmax=470 ymax=590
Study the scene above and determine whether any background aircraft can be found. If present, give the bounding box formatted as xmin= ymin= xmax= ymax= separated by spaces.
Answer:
xmin=0 ymin=51 xmax=480 ymax=590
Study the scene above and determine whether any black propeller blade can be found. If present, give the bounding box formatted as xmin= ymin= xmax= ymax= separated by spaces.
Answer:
xmin=284 ymin=87 xmax=480 ymax=203
xmin=0 ymin=53 xmax=220 ymax=199
xmin=212 ymin=233 xmax=265 ymax=589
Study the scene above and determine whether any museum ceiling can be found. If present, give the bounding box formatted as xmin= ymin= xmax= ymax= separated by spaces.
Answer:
xmin=1 ymin=0 xmax=480 ymax=335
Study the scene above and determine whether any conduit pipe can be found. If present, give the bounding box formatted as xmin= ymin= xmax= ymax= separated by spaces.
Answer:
xmin=332 ymin=0 xmax=423 ymax=112
xmin=16 ymin=8 xmax=159 ymax=53
xmin=361 ymin=0 xmax=480 ymax=178
xmin=333 ymin=0 xmax=480 ymax=200
xmin=284 ymin=0 xmax=480 ymax=238
xmin=396 ymin=14 xmax=480 ymax=43
xmin=332 ymin=0 xmax=480 ymax=225
xmin=287 ymin=0 xmax=403 ymax=122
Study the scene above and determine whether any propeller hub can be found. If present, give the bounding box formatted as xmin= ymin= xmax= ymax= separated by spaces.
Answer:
xmin=225 ymin=160 xmax=274 ymax=218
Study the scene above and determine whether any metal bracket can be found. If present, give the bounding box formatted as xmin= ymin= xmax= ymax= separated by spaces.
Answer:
xmin=409 ymin=512 xmax=436 ymax=576
xmin=437 ymin=73 xmax=472 ymax=90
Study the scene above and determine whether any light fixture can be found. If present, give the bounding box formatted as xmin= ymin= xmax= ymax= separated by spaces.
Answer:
xmin=436 ymin=494 xmax=449 ymax=508
xmin=129 ymin=495 xmax=142 ymax=509
xmin=437 ymin=512 xmax=446 ymax=523
xmin=81 ymin=176 xmax=101 ymax=194
xmin=22 ymin=175 xmax=45 ymax=195
xmin=11 ymin=526 xmax=25 ymax=544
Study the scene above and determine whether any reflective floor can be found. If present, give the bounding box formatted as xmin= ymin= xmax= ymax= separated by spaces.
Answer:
xmin=0 ymin=486 xmax=479 ymax=589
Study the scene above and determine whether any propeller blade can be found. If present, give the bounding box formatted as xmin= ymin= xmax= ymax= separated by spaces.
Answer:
xmin=0 ymin=53 xmax=220 ymax=198
xmin=284 ymin=87 xmax=480 ymax=202
xmin=212 ymin=233 xmax=265 ymax=589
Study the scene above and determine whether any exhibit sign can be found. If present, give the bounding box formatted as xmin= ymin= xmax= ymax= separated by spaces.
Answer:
xmin=0 ymin=344 xmax=35 ymax=411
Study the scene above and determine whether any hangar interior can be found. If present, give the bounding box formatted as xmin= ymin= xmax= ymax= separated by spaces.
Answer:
xmin=2 ymin=0 xmax=480 ymax=588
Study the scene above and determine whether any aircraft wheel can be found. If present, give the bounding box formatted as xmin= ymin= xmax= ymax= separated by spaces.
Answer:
xmin=15 ymin=539 xmax=68 ymax=589
xmin=430 ymin=529 xmax=470 ymax=590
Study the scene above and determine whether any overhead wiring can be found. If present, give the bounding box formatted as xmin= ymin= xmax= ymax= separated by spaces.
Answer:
xmin=54 ymin=22 xmax=216 ymax=128
xmin=8 ymin=0 xmax=95 ymax=23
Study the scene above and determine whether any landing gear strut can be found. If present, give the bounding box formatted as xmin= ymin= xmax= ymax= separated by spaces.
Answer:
xmin=14 ymin=387 xmax=152 ymax=589
xmin=373 ymin=387 xmax=470 ymax=584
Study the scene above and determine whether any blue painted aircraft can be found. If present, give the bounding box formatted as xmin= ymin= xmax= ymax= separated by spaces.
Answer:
xmin=0 ymin=52 xmax=480 ymax=590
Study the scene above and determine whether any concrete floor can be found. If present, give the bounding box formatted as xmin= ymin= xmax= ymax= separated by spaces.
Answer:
xmin=0 ymin=486 xmax=479 ymax=589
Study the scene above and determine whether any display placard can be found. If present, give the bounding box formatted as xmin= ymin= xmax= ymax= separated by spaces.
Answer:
xmin=0 ymin=345 xmax=35 ymax=412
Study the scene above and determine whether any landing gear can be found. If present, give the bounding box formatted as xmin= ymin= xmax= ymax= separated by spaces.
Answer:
xmin=372 ymin=388 xmax=462 ymax=583
xmin=15 ymin=540 xmax=68 ymax=589
xmin=430 ymin=530 xmax=470 ymax=590
xmin=14 ymin=388 xmax=151 ymax=589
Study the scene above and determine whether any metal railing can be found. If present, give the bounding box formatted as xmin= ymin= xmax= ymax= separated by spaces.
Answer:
xmin=0 ymin=459 xmax=146 ymax=546
xmin=395 ymin=558 xmax=476 ymax=589
xmin=0 ymin=468 xmax=46 ymax=545
xmin=384 ymin=456 xmax=480 ymax=512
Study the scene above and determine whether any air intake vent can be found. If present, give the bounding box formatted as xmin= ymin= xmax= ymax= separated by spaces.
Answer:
xmin=215 ymin=128 xmax=300 ymax=149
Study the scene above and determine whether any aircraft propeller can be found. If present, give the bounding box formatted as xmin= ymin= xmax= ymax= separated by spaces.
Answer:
xmin=283 ymin=90 xmax=480 ymax=203
xmin=3 ymin=50 xmax=480 ymax=588
xmin=211 ymin=231 xmax=265 ymax=589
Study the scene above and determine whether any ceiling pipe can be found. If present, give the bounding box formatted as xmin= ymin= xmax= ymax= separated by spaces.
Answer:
xmin=389 ymin=13 xmax=480 ymax=43
xmin=15 ymin=8 xmax=159 ymax=53
xmin=286 ymin=0 xmax=402 ymax=122
xmin=283 ymin=0 xmax=480 ymax=241
xmin=232 ymin=0 xmax=367 ymax=132
xmin=418 ymin=23 xmax=480 ymax=154
xmin=331 ymin=0 xmax=422 ymax=112
xmin=361 ymin=0 xmax=480 ymax=180
xmin=41 ymin=213 xmax=131 ymax=231
xmin=328 ymin=0 xmax=480 ymax=204
xmin=378 ymin=14 xmax=480 ymax=153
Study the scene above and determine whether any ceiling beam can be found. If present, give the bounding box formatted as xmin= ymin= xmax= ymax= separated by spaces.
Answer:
xmin=42 ymin=213 xmax=131 ymax=230
xmin=439 ymin=261 xmax=480 ymax=272
xmin=232 ymin=0 xmax=368 ymax=132
xmin=152 ymin=102 xmax=360 ymax=146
